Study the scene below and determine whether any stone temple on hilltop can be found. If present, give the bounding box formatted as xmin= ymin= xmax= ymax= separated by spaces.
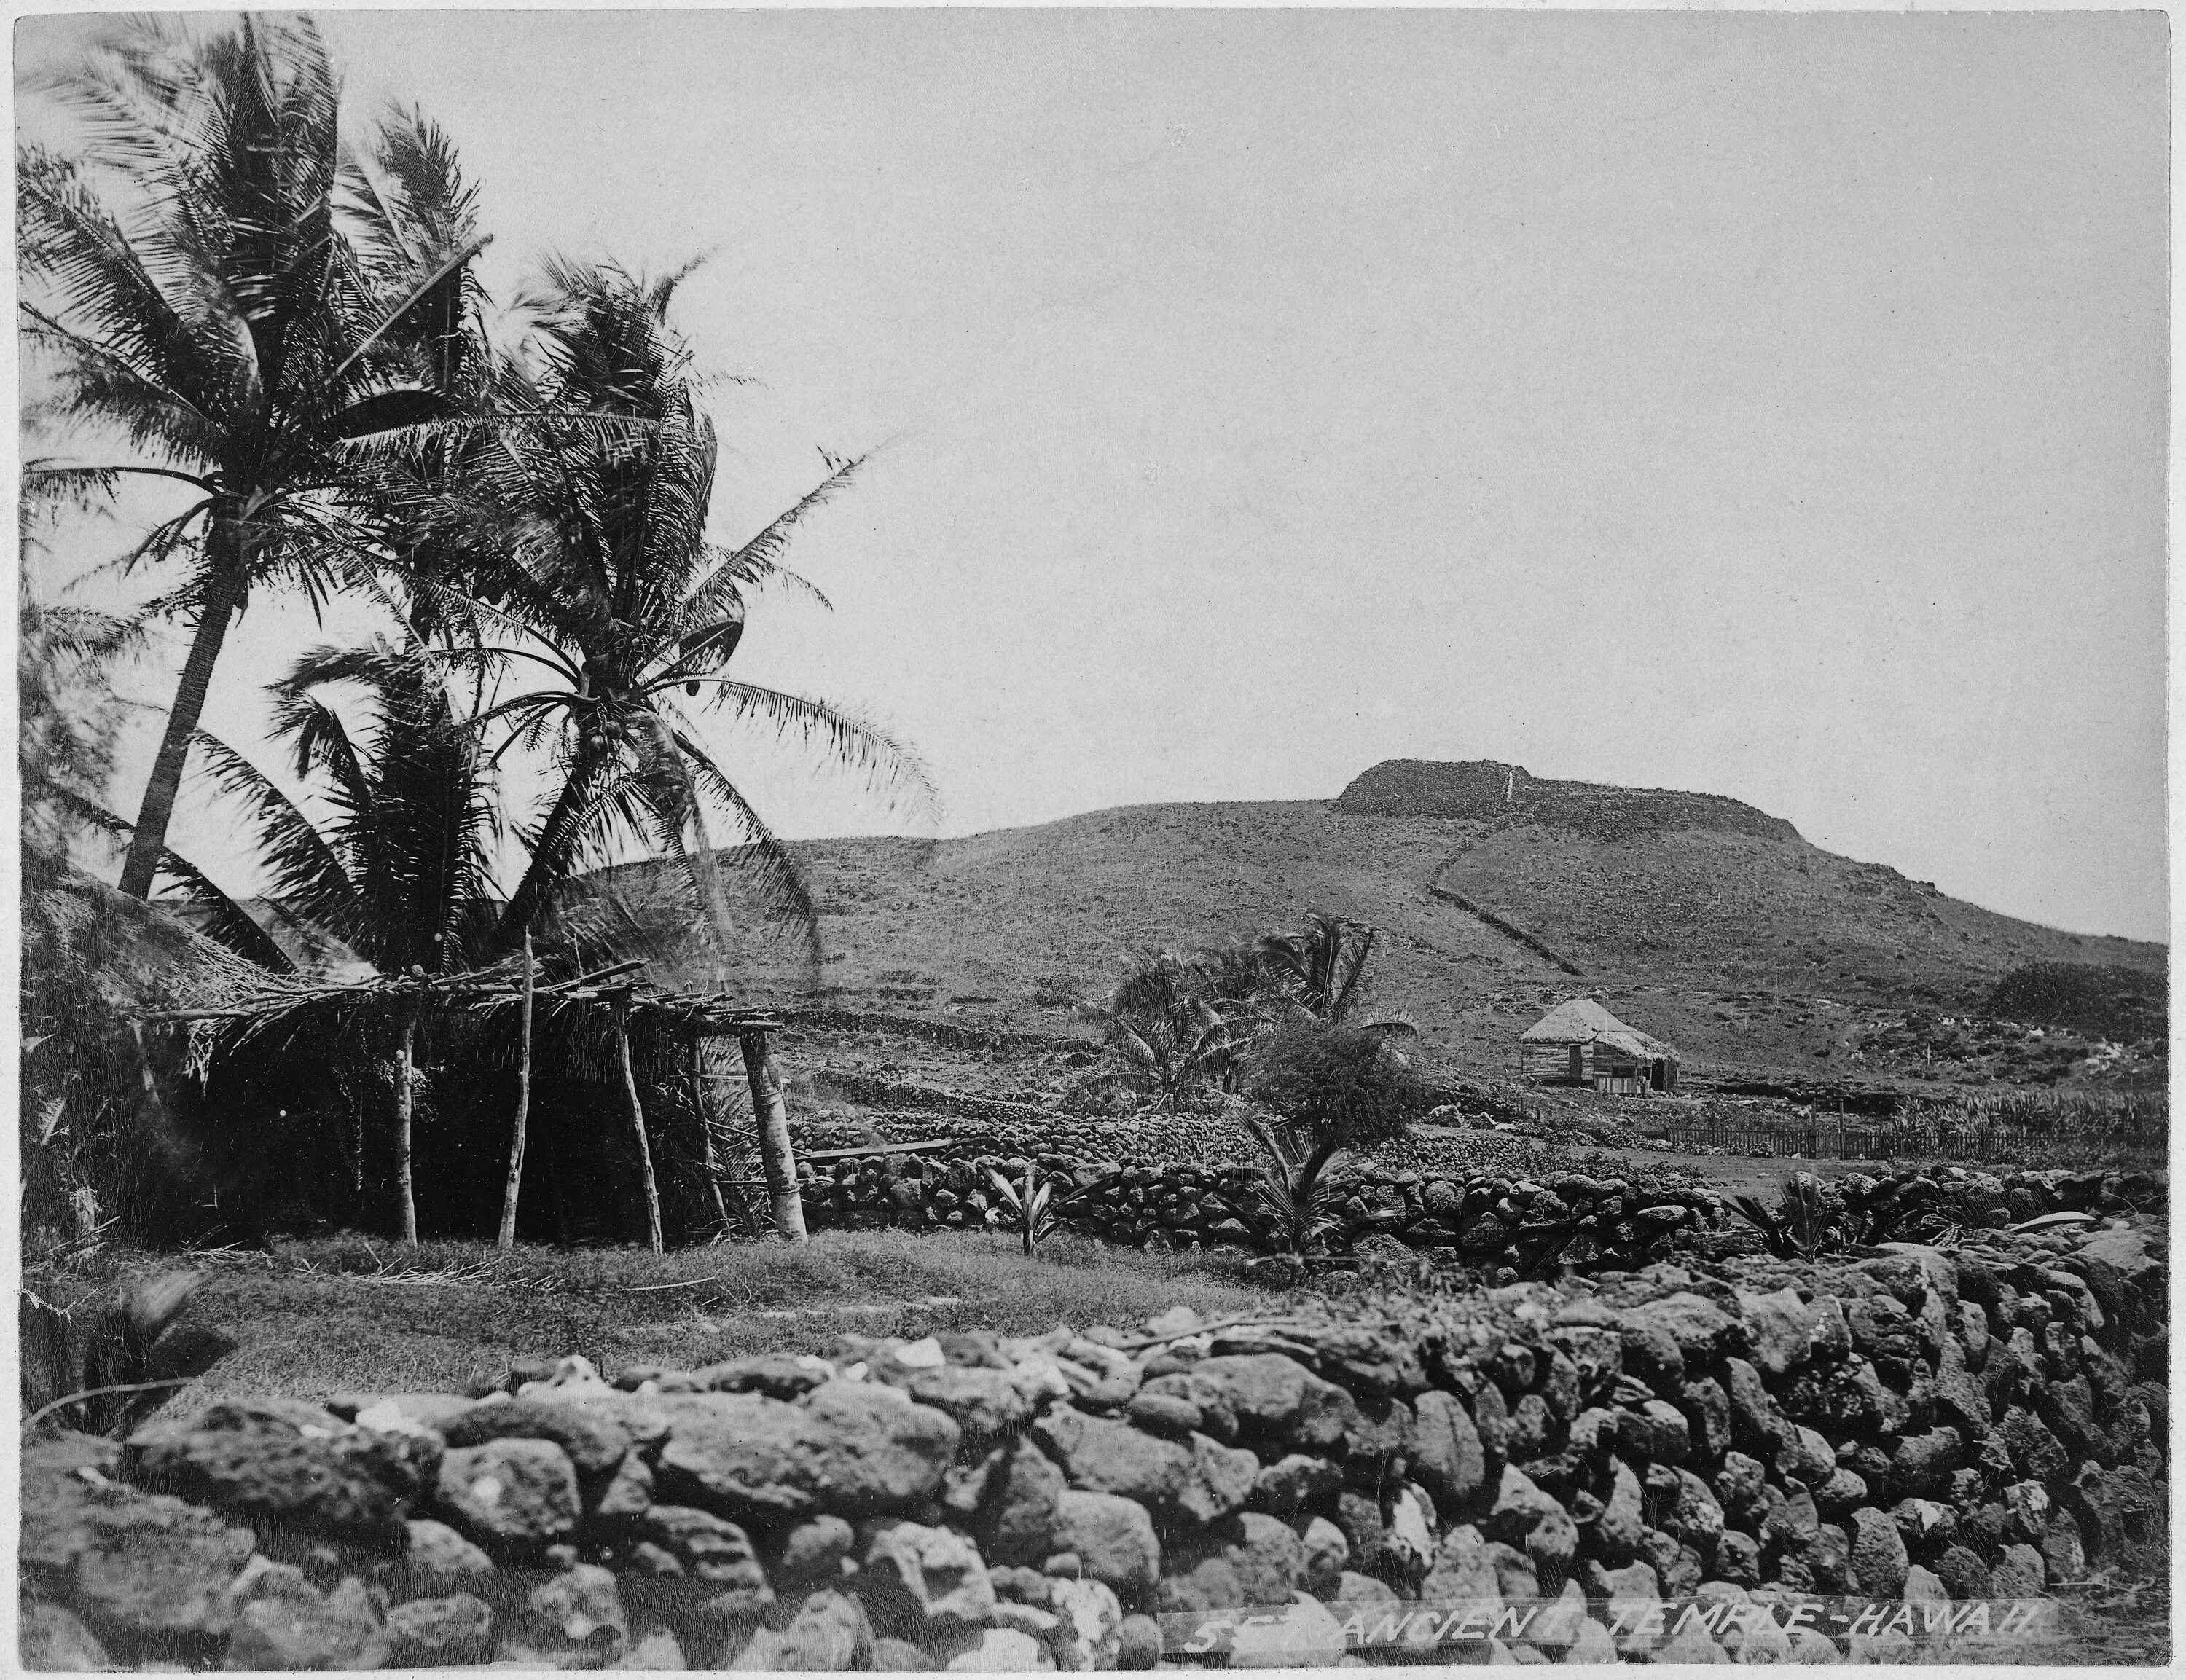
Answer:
xmin=1521 ymin=997 xmax=1680 ymax=1094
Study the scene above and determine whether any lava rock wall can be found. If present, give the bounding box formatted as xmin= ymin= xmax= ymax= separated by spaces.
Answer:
xmin=21 ymin=1217 xmax=2166 ymax=1669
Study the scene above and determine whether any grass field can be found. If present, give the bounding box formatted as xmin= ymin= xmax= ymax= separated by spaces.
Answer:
xmin=51 ymin=1230 xmax=1279 ymax=1424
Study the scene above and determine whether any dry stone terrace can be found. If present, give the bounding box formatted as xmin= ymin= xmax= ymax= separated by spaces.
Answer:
xmin=20 ymin=1204 xmax=2166 ymax=1669
xmin=793 ymin=1142 xmax=2160 ymax=1276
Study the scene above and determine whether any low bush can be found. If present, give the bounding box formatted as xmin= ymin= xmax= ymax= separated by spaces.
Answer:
xmin=1240 ymin=1018 xmax=1422 ymax=1144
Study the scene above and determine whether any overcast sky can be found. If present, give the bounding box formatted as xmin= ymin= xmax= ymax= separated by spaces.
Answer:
xmin=17 ymin=9 xmax=2169 ymax=942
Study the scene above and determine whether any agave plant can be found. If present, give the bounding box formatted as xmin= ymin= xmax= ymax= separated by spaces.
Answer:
xmin=1728 ymin=1170 xmax=1951 ymax=1259
xmin=1229 ymin=1112 xmax=1352 ymax=1257
xmin=984 ymin=1163 xmax=1109 ymax=1257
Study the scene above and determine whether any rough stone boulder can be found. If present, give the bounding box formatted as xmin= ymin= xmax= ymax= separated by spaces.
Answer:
xmin=1049 ymin=1491 xmax=1161 ymax=1600
xmin=862 ymin=1520 xmax=998 ymax=1631
xmin=441 ymin=1393 xmax=635 ymax=1477
xmin=1625 ymin=1293 xmax=1746 ymax=1367
xmin=23 ymin=1434 xmax=256 ymax=1649
xmin=654 ymin=1383 xmax=958 ymax=1522
xmin=224 ymin=1575 xmax=390 ymax=1671
xmin=1154 ymin=1512 xmax=1306 ymax=1613
xmin=434 ymin=1438 xmax=582 ymax=1556
xmin=122 ymin=1398 xmax=436 ymax=1540
xmin=1408 ymin=1391 xmax=1489 ymax=1518
xmin=1191 ymin=1354 xmax=1358 ymax=1456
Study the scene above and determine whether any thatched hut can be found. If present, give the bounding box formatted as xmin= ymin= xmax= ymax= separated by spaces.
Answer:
xmin=23 ymin=855 xmax=783 ymax=1248
xmin=1519 ymin=997 xmax=1680 ymax=1094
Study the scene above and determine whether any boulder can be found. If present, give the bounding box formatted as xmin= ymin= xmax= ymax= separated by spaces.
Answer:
xmin=655 ymin=1385 xmax=958 ymax=1522
xmin=223 ymin=1575 xmax=388 ymax=1671
xmin=1049 ymin=1491 xmax=1159 ymax=1600
xmin=1848 ymin=1508 xmax=1908 ymax=1597
xmin=630 ymin=1504 xmax=772 ymax=1618
xmin=1410 ymin=1391 xmax=1490 ymax=1518
xmin=1481 ymin=1465 xmax=1577 ymax=1569
xmin=1157 ymin=1513 xmax=1306 ymax=1613
xmin=777 ymin=1515 xmax=858 ymax=1588
xmin=976 ymin=1439 xmax=1065 ymax=1568
xmin=444 ymin=1393 xmax=634 ymax=1476
xmin=1046 ymin=1577 xmax=1124 ymax=1671
xmin=1593 ymin=1459 xmax=1645 ymax=1563
xmin=898 ymin=1367 xmax=1035 ymax=1448
xmin=1293 ymin=1516 xmax=1349 ymax=1594
xmin=1626 ymin=1293 xmax=1745 ymax=1366
xmin=729 ymin=1589 xmax=874 ymax=1671
xmin=863 ymin=1521 xmax=997 ymax=1630
xmin=1115 ymin=1612 xmax=1164 ymax=1670
xmin=434 ymin=1439 xmax=581 ymax=1555
xmin=1617 ymin=1400 xmax=1690 ymax=1464
xmin=385 ymin=1592 xmax=494 ymax=1666
xmin=1249 ymin=1454 xmax=1341 ymax=1518
xmin=123 ymin=1399 xmax=436 ymax=1541
xmin=1192 ymin=1355 xmax=1358 ymax=1456
xmin=23 ymin=1439 xmax=255 ymax=1647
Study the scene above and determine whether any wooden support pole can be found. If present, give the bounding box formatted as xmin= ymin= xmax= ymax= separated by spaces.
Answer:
xmin=739 ymin=1026 xmax=807 ymax=1241
xmin=497 ymin=931 xmax=535 ymax=1250
xmin=617 ymin=1000 xmax=664 ymax=1254
xmin=394 ymin=1002 xmax=420 ymax=1246
xmin=687 ymin=1035 xmax=732 ymax=1233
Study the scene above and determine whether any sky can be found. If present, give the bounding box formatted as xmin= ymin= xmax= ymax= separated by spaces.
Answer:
xmin=15 ymin=9 xmax=2171 ymax=943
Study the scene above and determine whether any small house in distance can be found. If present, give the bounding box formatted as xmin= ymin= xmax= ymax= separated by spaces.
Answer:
xmin=1521 ymin=998 xmax=1680 ymax=1094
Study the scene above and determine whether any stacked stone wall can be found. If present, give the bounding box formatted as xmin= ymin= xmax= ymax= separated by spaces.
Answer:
xmin=794 ymin=1148 xmax=2160 ymax=1276
xmin=22 ymin=1214 xmax=2166 ymax=1669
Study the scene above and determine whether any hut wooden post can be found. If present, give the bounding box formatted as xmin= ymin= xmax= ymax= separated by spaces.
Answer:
xmin=497 ymin=931 xmax=535 ymax=1250
xmin=394 ymin=1000 xmax=421 ymax=1245
xmin=616 ymin=998 xmax=664 ymax=1254
xmin=687 ymin=1035 xmax=732 ymax=1233
xmin=738 ymin=1023 xmax=807 ymax=1241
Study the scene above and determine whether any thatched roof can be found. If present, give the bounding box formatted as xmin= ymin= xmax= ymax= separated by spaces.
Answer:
xmin=1520 ymin=997 xmax=1678 ymax=1059
xmin=23 ymin=858 xmax=262 ymax=1018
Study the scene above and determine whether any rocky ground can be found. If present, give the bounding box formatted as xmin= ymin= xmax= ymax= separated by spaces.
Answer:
xmin=22 ymin=1204 xmax=2166 ymax=1670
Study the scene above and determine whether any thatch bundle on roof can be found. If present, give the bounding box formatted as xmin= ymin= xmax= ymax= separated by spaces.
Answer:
xmin=20 ymin=854 xmax=258 ymax=1241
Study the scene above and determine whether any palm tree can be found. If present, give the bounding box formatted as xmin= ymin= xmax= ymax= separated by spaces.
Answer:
xmin=74 ymin=635 xmax=504 ymax=1244
xmin=1076 ymin=949 xmax=1247 ymax=1109
xmin=444 ymin=259 xmax=931 ymax=963
xmin=17 ymin=15 xmax=493 ymax=900
xmin=1256 ymin=912 xmax=1379 ymax=1022
xmin=425 ymin=260 xmax=928 ymax=1241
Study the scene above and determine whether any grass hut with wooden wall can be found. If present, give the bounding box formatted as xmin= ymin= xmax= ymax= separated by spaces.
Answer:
xmin=1520 ymin=997 xmax=1680 ymax=1094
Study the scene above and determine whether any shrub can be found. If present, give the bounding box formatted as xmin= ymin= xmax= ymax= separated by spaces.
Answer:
xmin=1240 ymin=1018 xmax=1422 ymax=1145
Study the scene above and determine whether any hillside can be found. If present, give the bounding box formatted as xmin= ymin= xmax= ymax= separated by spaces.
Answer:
xmin=606 ymin=760 xmax=2162 ymax=1089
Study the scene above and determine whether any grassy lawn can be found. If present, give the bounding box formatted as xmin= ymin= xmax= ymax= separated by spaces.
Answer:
xmin=63 ymin=1230 xmax=1277 ymax=1422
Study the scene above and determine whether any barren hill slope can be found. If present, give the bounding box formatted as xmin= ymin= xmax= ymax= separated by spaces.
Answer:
xmin=622 ymin=760 xmax=2161 ymax=1087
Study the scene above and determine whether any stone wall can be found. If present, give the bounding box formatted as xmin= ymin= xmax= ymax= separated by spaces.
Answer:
xmin=22 ymin=1214 xmax=2166 ymax=1669
xmin=794 ymin=1148 xmax=2158 ymax=1276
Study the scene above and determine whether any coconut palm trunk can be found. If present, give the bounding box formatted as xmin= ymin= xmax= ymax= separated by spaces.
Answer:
xmin=120 ymin=539 xmax=248 ymax=898
xmin=616 ymin=1002 xmax=664 ymax=1253
xmin=738 ymin=1026 xmax=807 ymax=1241
xmin=497 ymin=931 xmax=535 ymax=1249
xmin=393 ymin=1000 xmax=422 ymax=1245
